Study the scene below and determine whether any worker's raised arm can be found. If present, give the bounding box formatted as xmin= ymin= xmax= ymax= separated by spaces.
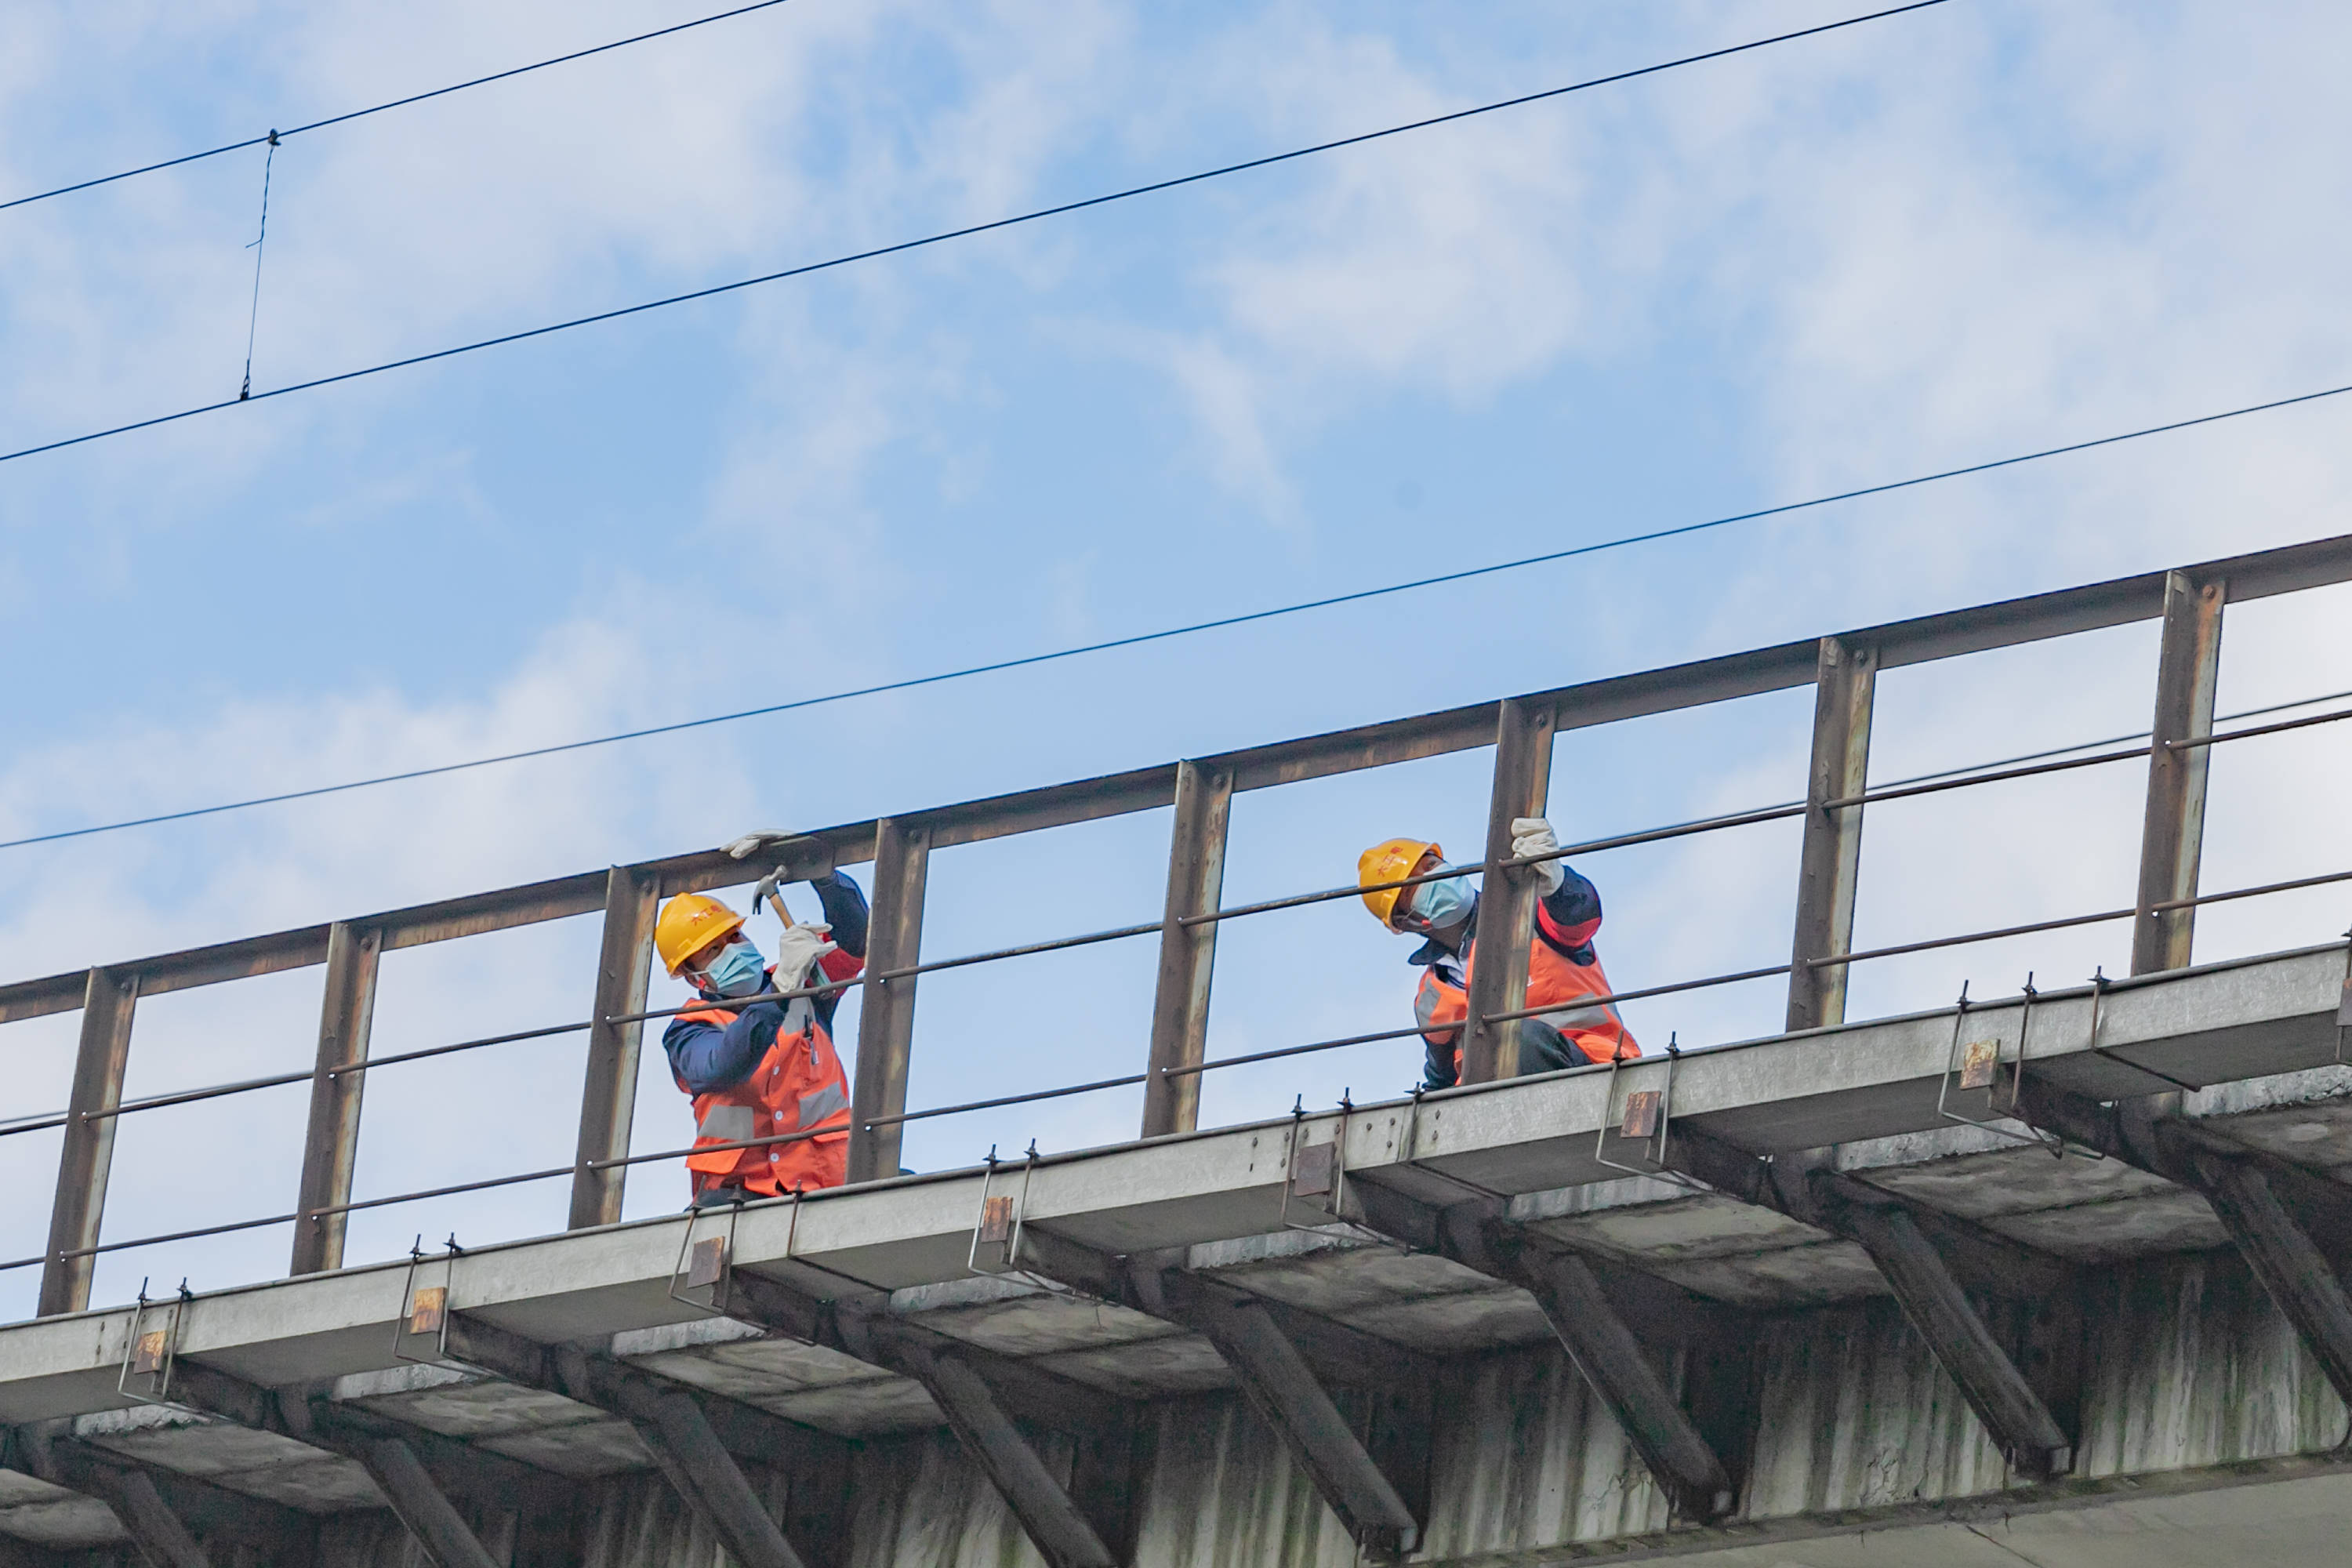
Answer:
xmin=1512 ymin=817 xmax=1603 ymax=959
xmin=662 ymin=1002 xmax=784 ymax=1094
xmin=808 ymin=871 xmax=870 ymax=964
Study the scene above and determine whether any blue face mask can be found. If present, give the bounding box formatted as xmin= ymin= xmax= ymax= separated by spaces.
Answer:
xmin=1402 ymin=867 xmax=1474 ymax=931
xmin=701 ymin=939 xmax=768 ymax=998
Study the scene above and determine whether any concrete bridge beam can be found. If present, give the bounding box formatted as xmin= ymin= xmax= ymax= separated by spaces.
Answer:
xmin=23 ymin=1428 xmax=311 ymax=1566
xmin=877 ymin=1332 xmax=1116 ymax=1568
xmin=724 ymin=1269 xmax=1140 ymax=1568
xmin=161 ymin=1359 xmax=544 ymax=1568
xmin=2014 ymin=1074 xmax=2352 ymax=1414
xmin=1339 ymin=1178 xmax=1744 ymax=1523
xmin=1144 ymin=1269 xmax=1421 ymax=1558
xmin=1011 ymin=1225 xmax=1430 ymax=1559
xmin=441 ymin=1311 xmax=826 ymax=1568
xmin=350 ymin=1436 xmax=497 ymax=1568
xmin=10 ymin=1432 xmax=216 ymax=1568
xmin=1664 ymin=1126 xmax=2080 ymax=1479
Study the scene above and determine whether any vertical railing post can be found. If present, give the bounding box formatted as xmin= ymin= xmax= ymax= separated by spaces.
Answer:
xmin=848 ymin=818 xmax=930 ymax=1184
xmin=39 ymin=967 xmax=137 ymax=1316
xmin=1142 ymin=760 xmax=1232 ymax=1138
xmin=2132 ymin=571 xmax=2226 ymax=975
xmin=291 ymin=922 xmax=383 ymax=1274
xmin=1461 ymin=698 xmax=1556 ymax=1085
xmin=1786 ymin=636 xmax=1878 ymax=1031
xmin=570 ymin=866 xmax=659 ymax=1229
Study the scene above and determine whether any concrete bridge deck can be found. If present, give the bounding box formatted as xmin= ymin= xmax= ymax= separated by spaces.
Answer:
xmin=2 ymin=942 xmax=2350 ymax=1566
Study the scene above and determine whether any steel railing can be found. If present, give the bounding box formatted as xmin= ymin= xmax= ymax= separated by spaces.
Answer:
xmin=2 ymin=696 xmax=2347 ymax=1282
xmin=8 ymin=540 xmax=2352 ymax=1310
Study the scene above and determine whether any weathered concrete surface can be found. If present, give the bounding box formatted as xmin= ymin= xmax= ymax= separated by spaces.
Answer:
xmin=13 ymin=1250 xmax=2350 ymax=1563
xmin=4 ymin=946 xmax=2352 ymax=1563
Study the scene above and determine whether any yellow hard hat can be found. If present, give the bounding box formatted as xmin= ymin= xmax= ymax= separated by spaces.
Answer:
xmin=1358 ymin=839 xmax=1439 ymax=931
xmin=655 ymin=893 xmax=746 ymax=977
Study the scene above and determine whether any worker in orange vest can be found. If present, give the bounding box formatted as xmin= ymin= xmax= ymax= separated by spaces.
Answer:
xmin=654 ymin=867 xmax=867 ymax=1206
xmin=1359 ymin=817 xmax=1635 ymax=1088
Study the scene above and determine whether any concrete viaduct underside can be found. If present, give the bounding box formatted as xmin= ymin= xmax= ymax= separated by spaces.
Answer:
xmin=2 ymin=945 xmax=2352 ymax=1566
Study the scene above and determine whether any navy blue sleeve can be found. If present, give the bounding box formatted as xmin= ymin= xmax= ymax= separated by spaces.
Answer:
xmin=1535 ymin=866 xmax=1603 ymax=961
xmin=662 ymin=1002 xmax=783 ymax=1094
xmin=1421 ymin=1036 xmax=1458 ymax=1091
xmin=809 ymin=871 xmax=869 ymax=960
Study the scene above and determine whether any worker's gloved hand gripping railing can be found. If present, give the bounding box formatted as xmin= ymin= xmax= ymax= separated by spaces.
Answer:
xmin=5 ymin=546 xmax=2350 ymax=1298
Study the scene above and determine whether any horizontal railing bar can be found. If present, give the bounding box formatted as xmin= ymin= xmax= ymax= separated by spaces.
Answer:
xmin=587 ymin=1128 xmax=831 ymax=1171
xmin=2149 ymin=866 xmax=2352 ymax=910
xmin=1809 ymin=865 xmax=2352 ymax=971
xmin=877 ymin=920 xmax=1163 ymax=981
xmin=84 ymin=1069 xmax=315 ymax=1123
xmin=1161 ymin=1022 xmax=1437 ymax=1077
xmin=604 ymin=920 xmax=1167 ymax=1029
xmin=328 ymin=1018 xmax=595 ymax=1077
xmin=1183 ymin=802 xmax=1813 ymax=930
xmin=1811 ymin=908 xmax=2139 ymax=969
xmin=1831 ymin=703 xmax=2352 ymax=815
xmin=1476 ymin=962 xmax=1798 ymax=1029
xmin=601 ymin=983 xmax=848 ymax=1029
xmin=59 ymin=1210 xmax=299 ymax=1261
xmin=0 ymin=1114 xmax=69 ymax=1141
xmin=2169 ymin=704 xmax=2352 ymax=750
xmin=858 ymin=1072 xmax=1152 ymax=1131
xmin=310 ymin=1167 xmax=573 ymax=1218
xmin=1824 ymin=742 xmax=2152 ymax=812
xmin=1180 ymin=859 xmax=1498 ymax=928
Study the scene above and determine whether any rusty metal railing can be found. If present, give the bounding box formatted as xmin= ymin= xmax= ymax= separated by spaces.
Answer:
xmin=5 ymin=536 xmax=2352 ymax=1313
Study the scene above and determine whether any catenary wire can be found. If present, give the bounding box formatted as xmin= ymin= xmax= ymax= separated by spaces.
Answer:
xmin=6 ymin=378 xmax=2350 ymax=858
xmin=0 ymin=0 xmax=797 ymax=215
xmin=0 ymin=2 xmax=1956 ymax=471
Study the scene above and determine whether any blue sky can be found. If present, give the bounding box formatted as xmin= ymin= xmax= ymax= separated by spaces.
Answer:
xmin=3 ymin=0 xmax=2351 ymax=1313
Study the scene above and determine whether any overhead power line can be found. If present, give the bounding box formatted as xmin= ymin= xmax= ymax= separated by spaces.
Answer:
xmin=0 ymin=0 xmax=796 ymax=215
xmin=4 ymin=373 xmax=2347 ymax=855
xmin=0 ymin=0 xmax=1956 ymax=471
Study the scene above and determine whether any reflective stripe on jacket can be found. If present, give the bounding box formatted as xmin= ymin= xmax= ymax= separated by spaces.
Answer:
xmin=1414 ymin=928 xmax=1636 ymax=1073
xmin=673 ymin=978 xmax=852 ymax=1196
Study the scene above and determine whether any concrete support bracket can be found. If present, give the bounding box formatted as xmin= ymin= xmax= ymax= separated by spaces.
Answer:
xmin=623 ymin=1384 xmax=805 ymax=1568
xmin=2011 ymin=1076 xmax=2352 ymax=1412
xmin=351 ymin=1435 xmax=501 ymax=1568
xmin=1146 ymin=1269 xmax=1421 ymax=1558
xmin=2192 ymin=1151 xmax=2352 ymax=1408
xmin=13 ymin=1432 xmax=212 ymax=1568
xmin=1341 ymin=1181 xmax=1741 ymax=1523
xmin=441 ymin=1311 xmax=833 ymax=1568
xmin=165 ymin=1358 xmax=557 ymax=1561
xmin=876 ymin=1327 xmax=1120 ymax=1568
xmin=1664 ymin=1128 xmax=2075 ymax=1478
xmin=1482 ymin=1226 xmax=1738 ymax=1518
xmin=1829 ymin=1196 xmax=2074 ymax=1479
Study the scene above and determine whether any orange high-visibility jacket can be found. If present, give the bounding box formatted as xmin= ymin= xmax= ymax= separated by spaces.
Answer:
xmin=673 ymin=982 xmax=851 ymax=1196
xmin=1415 ymin=927 xmax=1636 ymax=1076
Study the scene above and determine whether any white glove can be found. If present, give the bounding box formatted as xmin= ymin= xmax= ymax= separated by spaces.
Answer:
xmin=769 ymin=922 xmax=838 ymax=991
xmin=1509 ymin=817 xmax=1565 ymax=895
xmin=724 ymin=829 xmax=802 ymax=860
